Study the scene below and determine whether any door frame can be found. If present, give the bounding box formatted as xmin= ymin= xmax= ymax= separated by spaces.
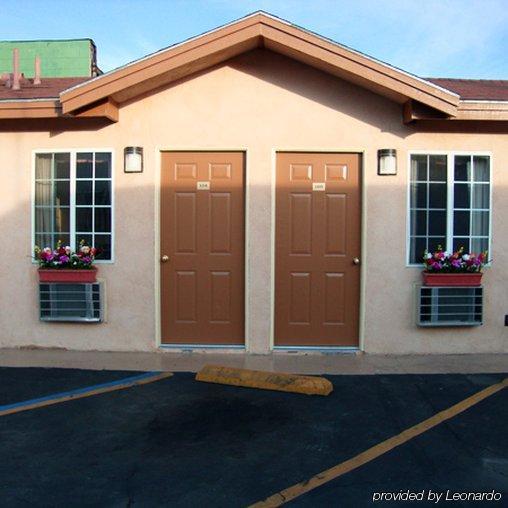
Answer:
xmin=270 ymin=148 xmax=367 ymax=351
xmin=154 ymin=147 xmax=249 ymax=350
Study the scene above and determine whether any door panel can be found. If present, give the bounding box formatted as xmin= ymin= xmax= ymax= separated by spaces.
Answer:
xmin=160 ymin=151 xmax=245 ymax=344
xmin=275 ymin=152 xmax=361 ymax=346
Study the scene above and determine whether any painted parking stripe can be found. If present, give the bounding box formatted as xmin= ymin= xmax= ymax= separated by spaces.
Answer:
xmin=251 ymin=377 xmax=508 ymax=507
xmin=0 ymin=371 xmax=173 ymax=417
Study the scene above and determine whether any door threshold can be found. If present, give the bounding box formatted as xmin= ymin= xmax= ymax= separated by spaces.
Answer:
xmin=159 ymin=344 xmax=245 ymax=351
xmin=273 ymin=346 xmax=360 ymax=354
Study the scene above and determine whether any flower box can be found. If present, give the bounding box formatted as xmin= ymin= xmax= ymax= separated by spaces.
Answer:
xmin=422 ymin=271 xmax=483 ymax=287
xmin=38 ymin=267 xmax=97 ymax=283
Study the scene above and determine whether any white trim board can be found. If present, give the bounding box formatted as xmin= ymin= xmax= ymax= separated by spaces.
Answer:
xmin=31 ymin=148 xmax=115 ymax=264
xmin=406 ymin=150 xmax=493 ymax=267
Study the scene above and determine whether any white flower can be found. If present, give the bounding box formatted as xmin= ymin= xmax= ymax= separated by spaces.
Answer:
xmin=43 ymin=247 xmax=52 ymax=254
xmin=80 ymin=246 xmax=90 ymax=254
xmin=65 ymin=246 xmax=71 ymax=254
xmin=443 ymin=251 xmax=450 ymax=257
xmin=425 ymin=253 xmax=433 ymax=259
xmin=462 ymin=254 xmax=470 ymax=261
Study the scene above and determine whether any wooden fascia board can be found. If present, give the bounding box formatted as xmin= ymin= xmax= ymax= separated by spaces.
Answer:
xmin=73 ymin=97 xmax=119 ymax=122
xmin=405 ymin=99 xmax=508 ymax=122
xmin=455 ymin=101 xmax=508 ymax=121
xmin=0 ymin=100 xmax=61 ymax=119
xmin=60 ymin=14 xmax=460 ymax=116
xmin=60 ymin=20 xmax=264 ymax=113
xmin=259 ymin=22 xmax=459 ymax=116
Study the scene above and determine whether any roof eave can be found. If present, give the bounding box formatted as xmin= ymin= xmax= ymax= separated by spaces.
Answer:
xmin=59 ymin=12 xmax=460 ymax=117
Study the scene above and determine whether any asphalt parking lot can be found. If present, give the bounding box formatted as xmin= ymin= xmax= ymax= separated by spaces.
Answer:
xmin=0 ymin=367 xmax=506 ymax=507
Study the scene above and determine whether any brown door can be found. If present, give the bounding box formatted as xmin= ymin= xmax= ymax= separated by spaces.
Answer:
xmin=160 ymin=152 xmax=245 ymax=344
xmin=275 ymin=152 xmax=361 ymax=346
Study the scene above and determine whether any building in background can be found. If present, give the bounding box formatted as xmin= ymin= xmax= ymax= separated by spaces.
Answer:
xmin=0 ymin=39 xmax=100 ymax=78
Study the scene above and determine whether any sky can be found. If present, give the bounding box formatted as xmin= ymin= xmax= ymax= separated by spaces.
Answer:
xmin=1 ymin=0 xmax=507 ymax=79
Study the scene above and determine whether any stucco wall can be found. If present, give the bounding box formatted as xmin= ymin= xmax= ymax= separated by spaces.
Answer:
xmin=1 ymin=50 xmax=506 ymax=354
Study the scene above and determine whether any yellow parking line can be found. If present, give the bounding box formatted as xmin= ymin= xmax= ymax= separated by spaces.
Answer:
xmin=250 ymin=377 xmax=508 ymax=507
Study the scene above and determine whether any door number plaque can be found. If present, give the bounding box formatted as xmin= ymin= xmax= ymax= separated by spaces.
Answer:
xmin=312 ymin=182 xmax=326 ymax=191
xmin=197 ymin=181 xmax=210 ymax=190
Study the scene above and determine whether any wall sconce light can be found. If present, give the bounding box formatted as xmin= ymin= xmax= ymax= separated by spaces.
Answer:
xmin=124 ymin=147 xmax=143 ymax=173
xmin=378 ymin=149 xmax=397 ymax=175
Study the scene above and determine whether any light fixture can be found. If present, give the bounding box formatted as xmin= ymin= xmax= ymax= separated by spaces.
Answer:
xmin=378 ymin=149 xmax=397 ymax=175
xmin=124 ymin=147 xmax=143 ymax=173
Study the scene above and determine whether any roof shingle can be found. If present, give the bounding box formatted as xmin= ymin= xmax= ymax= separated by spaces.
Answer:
xmin=0 ymin=76 xmax=90 ymax=100
xmin=426 ymin=78 xmax=508 ymax=101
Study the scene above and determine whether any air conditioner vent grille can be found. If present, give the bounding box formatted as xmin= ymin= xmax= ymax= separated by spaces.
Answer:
xmin=39 ymin=282 xmax=103 ymax=322
xmin=417 ymin=285 xmax=483 ymax=327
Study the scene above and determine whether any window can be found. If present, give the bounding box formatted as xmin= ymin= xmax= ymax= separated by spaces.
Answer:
xmin=408 ymin=153 xmax=491 ymax=264
xmin=34 ymin=151 xmax=113 ymax=261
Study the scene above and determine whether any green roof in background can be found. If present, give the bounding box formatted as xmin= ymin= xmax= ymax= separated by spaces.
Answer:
xmin=0 ymin=39 xmax=98 ymax=78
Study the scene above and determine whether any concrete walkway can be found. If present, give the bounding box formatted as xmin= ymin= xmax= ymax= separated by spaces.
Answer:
xmin=0 ymin=348 xmax=506 ymax=374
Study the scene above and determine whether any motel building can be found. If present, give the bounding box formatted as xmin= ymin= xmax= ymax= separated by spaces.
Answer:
xmin=0 ymin=12 xmax=507 ymax=356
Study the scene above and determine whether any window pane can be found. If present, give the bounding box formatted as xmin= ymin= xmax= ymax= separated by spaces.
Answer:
xmin=411 ymin=210 xmax=427 ymax=236
xmin=54 ymin=181 xmax=70 ymax=206
xmin=473 ymin=156 xmax=489 ymax=182
xmin=76 ymin=152 xmax=93 ymax=178
xmin=95 ymin=180 xmax=111 ymax=205
xmin=35 ymin=153 xmax=52 ymax=180
xmin=428 ymin=210 xmax=446 ymax=236
xmin=471 ymin=211 xmax=489 ymax=236
xmin=76 ymin=180 xmax=93 ymax=205
xmin=454 ymin=155 xmax=471 ymax=181
xmin=95 ymin=153 xmax=111 ymax=178
xmin=35 ymin=233 xmax=53 ymax=249
xmin=453 ymin=238 xmax=469 ymax=253
xmin=453 ymin=211 xmax=470 ymax=236
xmin=472 ymin=184 xmax=489 ymax=209
xmin=454 ymin=184 xmax=470 ymax=209
xmin=53 ymin=233 xmax=70 ymax=247
xmin=429 ymin=183 xmax=446 ymax=208
xmin=94 ymin=234 xmax=111 ymax=260
xmin=410 ymin=237 xmax=426 ymax=263
xmin=94 ymin=208 xmax=111 ymax=232
xmin=76 ymin=207 xmax=93 ymax=231
xmin=429 ymin=155 xmax=447 ymax=182
xmin=54 ymin=207 xmax=70 ymax=233
xmin=35 ymin=181 xmax=52 ymax=206
xmin=54 ymin=153 xmax=70 ymax=179
xmin=410 ymin=155 xmax=427 ymax=181
xmin=411 ymin=183 xmax=427 ymax=208
xmin=428 ymin=237 xmax=446 ymax=254
xmin=76 ymin=234 xmax=93 ymax=249
xmin=35 ymin=207 xmax=52 ymax=233
xmin=471 ymin=238 xmax=488 ymax=254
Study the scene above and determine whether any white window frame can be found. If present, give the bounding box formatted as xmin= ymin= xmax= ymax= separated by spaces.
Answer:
xmin=406 ymin=150 xmax=492 ymax=267
xmin=31 ymin=148 xmax=115 ymax=264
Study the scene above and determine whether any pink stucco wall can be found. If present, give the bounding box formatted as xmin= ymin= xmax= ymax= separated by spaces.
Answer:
xmin=0 ymin=50 xmax=506 ymax=354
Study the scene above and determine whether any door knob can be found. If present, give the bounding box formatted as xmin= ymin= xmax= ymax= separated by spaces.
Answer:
xmin=352 ymin=257 xmax=360 ymax=265
xmin=161 ymin=255 xmax=169 ymax=263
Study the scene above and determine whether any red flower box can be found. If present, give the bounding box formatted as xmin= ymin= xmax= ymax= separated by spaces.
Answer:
xmin=38 ymin=268 xmax=97 ymax=283
xmin=422 ymin=271 xmax=482 ymax=287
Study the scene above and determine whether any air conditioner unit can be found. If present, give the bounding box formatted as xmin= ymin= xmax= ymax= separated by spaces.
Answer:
xmin=417 ymin=285 xmax=483 ymax=327
xmin=39 ymin=282 xmax=103 ymax=322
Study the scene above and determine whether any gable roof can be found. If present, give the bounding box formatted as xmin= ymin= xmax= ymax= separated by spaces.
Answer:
xmin=59 ymin=12 xmax=460 ymax=116
xmin=1 ymin=12 xmax=507 ymax=123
